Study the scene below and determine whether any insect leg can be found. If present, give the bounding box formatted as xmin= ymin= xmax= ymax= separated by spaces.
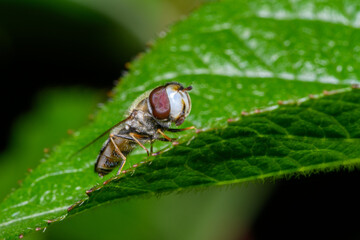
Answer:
xmin=150 ymin=141 xmax=153 ymax=155
xmin=149 ymin=137 xmax=154 ymax=155
xmin=109 ymin=134 xmax=127 ymax=159
xmin=153 ymin=137 xmax=172 ymax=142
xmin=157 ymin=129 xmax=173 ymax=141
xmin=116 ymin=159 xmax=126 ymax=176
xmin=129 ymin=132 xmax=150 ymax=156
xmin=109 ymin=134 xmax=127 ymax=175
xmin=166 ymin=126 xmax=196 ymax=133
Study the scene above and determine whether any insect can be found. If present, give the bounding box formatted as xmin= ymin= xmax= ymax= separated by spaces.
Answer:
xmin=80 ymin=82 xmax=194 ymax=177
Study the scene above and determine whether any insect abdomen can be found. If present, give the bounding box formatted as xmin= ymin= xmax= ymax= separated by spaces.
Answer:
xmin=94 ymin=138 xmax=135 ymax=176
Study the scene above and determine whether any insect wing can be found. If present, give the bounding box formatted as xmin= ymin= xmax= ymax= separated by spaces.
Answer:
xmin=70 ymin=115 xmax=132 ymax=158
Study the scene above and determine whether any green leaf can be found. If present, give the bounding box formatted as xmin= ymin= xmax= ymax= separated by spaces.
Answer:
xmin=1 ymin=0 xmax=360 ymax=238
xmin=70 ymin=88 xmax=360 ymax=214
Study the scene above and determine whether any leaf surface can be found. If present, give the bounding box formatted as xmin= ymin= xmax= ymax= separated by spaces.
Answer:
xmin=70 ymin=89 xmax=360 ymax=213
xmin=1 ymin=0 xmax=360 ymax=238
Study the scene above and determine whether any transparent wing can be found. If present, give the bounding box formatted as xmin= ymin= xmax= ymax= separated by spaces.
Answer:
xmin=69 ymin=115 xmax=132 ymax=158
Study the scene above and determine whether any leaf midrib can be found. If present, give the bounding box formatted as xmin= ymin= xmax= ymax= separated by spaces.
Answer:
xmin=198 ymin=11 xmax=360 ymax=30
xmin=0 ymin=206 xmax=68 ymax=228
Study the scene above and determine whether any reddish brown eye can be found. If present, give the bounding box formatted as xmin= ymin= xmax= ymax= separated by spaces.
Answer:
xmin=149 ymin=86 xmax=170 ymax=119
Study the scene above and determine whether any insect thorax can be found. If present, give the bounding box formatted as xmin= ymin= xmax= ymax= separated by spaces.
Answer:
xmin=126 ymin=110 xmax=159 ymax=136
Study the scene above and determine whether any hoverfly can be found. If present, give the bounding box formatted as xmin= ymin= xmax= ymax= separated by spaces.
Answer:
xmin=78 ymin=82 xmax=194 ymax=177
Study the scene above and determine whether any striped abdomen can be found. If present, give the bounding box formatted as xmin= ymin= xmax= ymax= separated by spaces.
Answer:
xmin=95 ymin=137 xmax=136 ymax=176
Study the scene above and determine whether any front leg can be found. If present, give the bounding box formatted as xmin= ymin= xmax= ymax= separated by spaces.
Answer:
xmin=150 ymin=127 xmax=195 ymax=156
xmin=157 ymin=129 xmax=173 ymax=141
xmin=156 ymin=126 xmax=196 ymax=141
xmin=166 ymin=126 xmax=196 ymax=133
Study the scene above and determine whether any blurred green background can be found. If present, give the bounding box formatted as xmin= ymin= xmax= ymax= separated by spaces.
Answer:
xmin=1 ymin=0 xmax=360 ymax=239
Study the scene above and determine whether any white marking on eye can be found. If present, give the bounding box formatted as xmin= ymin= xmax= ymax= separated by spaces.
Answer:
xmin=166 ymin=87 xmax=183 ymax=119
xmin=181 ymin=92 xmax=191 ymax=117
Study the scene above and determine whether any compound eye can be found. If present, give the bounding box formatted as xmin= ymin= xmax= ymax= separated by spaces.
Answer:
xmin=149 ymin=86 xmax=170 ymax=120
